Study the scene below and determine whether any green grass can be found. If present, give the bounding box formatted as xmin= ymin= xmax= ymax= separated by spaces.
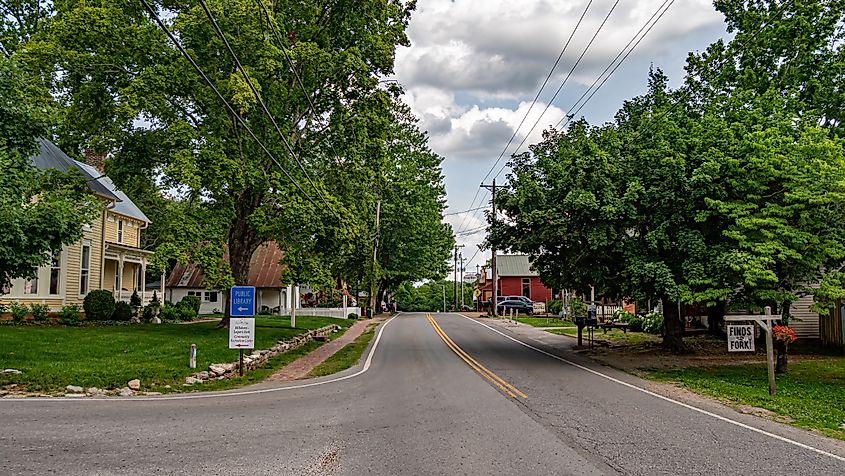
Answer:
xmin=308 ymin=323 xmax=379 ymax=378
xmin=514 ymin=316 xmax=575 ymax=327
xmin=0 ymin=316 xmax=353 ymax=394
xmin=546 ymin=327 xmax=662 ymax=345
xmin=647 ymin=358 xmax=845 ymax=440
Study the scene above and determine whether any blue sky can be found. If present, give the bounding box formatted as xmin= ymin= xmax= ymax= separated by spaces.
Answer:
xmin=392 ymin=0 xmax=731 ymax=274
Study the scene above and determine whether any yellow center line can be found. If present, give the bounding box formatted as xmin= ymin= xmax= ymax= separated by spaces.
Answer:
xmin=427 ymin=314 xmax=527 ymax=399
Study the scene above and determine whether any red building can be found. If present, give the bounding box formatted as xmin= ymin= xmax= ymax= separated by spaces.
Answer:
xmin=476 ymin=255 xmax=553 ymax=303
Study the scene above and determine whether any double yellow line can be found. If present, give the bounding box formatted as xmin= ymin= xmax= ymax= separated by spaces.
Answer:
xmin=426 ymin=313 xmax=527 ymax=399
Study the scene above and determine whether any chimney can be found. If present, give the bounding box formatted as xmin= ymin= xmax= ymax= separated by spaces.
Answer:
xmin=84 ymin=148 xmax=107 ymax=173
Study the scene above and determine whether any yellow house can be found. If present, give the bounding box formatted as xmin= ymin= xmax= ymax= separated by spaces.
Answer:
xmin=0 ymin=139 xmax=162 ymax=311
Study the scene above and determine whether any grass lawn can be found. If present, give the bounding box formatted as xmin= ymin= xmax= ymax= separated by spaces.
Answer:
xmin=0 ymin=316 xmax=353 ymax=394
xmin=514 ymin=316 xmax=575 ymax=327
xmin=308 ymin=323 xmax=379 ymax=378
xmin=647 ymin=358 xmax=845 ymax=440
xmin=546 ymin=327 xmax=662 ymax=346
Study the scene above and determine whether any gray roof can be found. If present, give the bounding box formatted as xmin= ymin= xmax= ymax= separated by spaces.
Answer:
xmin=30 ymin=138 xmax=150 ymax=224
xmin=496 ymin=255 xmax=539 ymax=277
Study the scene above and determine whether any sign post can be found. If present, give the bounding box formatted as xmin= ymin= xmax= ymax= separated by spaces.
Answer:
xmin=229 ymin=286 xmax=256 ymax=376
xmin=725 ymin=307 xmax=779 ymax=396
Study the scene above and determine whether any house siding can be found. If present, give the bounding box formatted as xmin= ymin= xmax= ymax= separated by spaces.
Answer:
xmin=790 ymin=294 xmax=821 ymax=339
xmin=498 ymin=276 xmax=553 ymax=302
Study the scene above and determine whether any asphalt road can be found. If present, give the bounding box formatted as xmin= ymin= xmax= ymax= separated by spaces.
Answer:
xmin=1 ymin=312 xmax=843 ymax=475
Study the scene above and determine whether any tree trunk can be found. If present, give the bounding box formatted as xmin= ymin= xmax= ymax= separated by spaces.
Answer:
xmin=376 ymin=284 xmax=386 ymax=315
xmin=662 ymin=296 xmax=688 ymax=353
xmin=775 ymin=340 xmax=789 ymax=374
xmin=707 ymin=300 xmax=726 ymax=336
xmin=218 ymin=188 xmax=263 ymax=329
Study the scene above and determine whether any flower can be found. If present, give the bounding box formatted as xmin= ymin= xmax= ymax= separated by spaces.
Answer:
xmin=772 ymin=325 xmax=797 ymax=344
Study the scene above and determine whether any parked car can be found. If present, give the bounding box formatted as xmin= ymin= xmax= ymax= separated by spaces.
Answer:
xmin=496 ymin=299 xmax=533 ymax=315
xmin=496 ymin=295 xmax=534 ymax=305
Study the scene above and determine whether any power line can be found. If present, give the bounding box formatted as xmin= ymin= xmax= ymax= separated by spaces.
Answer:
xmin=254 ymin=0 xmax=346 ymax=164
xmin=444 ymin=205 xmax=487 ymax=216
xmin=198 ymin=0 xmax=338 ymax=217
xmin=459 ymin=0 xmax=619 ymax=233
xmin=554 ymin=0 xmax=676 ymax=131
xmin=139 ymin=0 xmax=319 ymax=209
xmin=455 ymin=0 xmax=595 ymax=236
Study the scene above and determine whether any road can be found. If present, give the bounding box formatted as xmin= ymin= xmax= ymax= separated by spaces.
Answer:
xmin=1 ymin=312 xmax=843 ymax=475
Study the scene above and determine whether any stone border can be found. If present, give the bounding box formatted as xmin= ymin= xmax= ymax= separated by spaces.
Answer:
xmin=184 ymin=324 xmax=341 ymax=385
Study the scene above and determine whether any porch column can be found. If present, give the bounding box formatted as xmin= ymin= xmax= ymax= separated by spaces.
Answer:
xmin=286 ymin=284 xmax=293 ymax=310
xmin=117 ymin=254 xmax=124 ymax=301
xmin=141 ymin=261 xmax=147 ymax=302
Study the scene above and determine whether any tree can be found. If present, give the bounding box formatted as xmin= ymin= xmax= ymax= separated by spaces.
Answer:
xmin=0 ymin=56 xmax=99 ymax=289
xmin=25 ymin=0 xmax=417 ymax=325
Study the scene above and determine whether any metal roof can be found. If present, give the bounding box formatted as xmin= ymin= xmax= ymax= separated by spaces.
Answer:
xmin=30 ymin=139 xmax=151 ymax=224
xmin=166 ymin=242 xmax=287 ymax=289
xmin=496 ymin=255 xmax=539 ymax=277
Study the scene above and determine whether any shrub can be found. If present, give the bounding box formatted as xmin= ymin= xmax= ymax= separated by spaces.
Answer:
xmin=160 ymin=302 xmax=178 ymax=322
xmin=58 ymin=304 xmax=81 ymax=325
xmin=29 ymin=303 xmax=50 ymax=322
xmin=112 ymin=301 xmax=133 ymax=321
xmin=10 ymin=302 xmax=28 ymax=322
xmin=347 ymin=312 xmax=359 ymax=320
xmin=179 ymin=295 xmax=201 ymax=314
xmin=129 ymin=290 xmax=142 ymax=310
xmin=628 ymin=317 xmax=644 ymax=332
xmin=83 ymin=290 xmax=116 ymax=321
xmin=547 ymin=300 xmax=563 ymax=315
xmin=642 ymin=313 xmax=665 ymax=334
xmin=613 ymin=309 xmax=635 ymax=323
xmin=142 ymin=303 xmax=159 ymax=322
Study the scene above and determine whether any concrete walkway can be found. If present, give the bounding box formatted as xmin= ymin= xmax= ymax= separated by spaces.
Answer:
xmin=266 ymin=318 xmax=379 ymax=381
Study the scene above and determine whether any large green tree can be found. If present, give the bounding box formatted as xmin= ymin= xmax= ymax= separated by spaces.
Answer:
xmin=0 ymin=56 xmax=99 ymax=289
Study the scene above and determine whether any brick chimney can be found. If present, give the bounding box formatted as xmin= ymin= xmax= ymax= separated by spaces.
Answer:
xmin=84 ymin=149 xmax=107 ymax=173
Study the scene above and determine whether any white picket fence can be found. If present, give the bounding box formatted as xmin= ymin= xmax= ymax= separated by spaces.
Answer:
xmin=295 ymin=307 xmax=352 ymax=319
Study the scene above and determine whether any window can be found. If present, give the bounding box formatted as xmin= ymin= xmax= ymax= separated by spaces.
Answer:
xmin=205 ymin=291 xmax=218 ymax=303
xmin=117 ymin=220 xmax=124 ymax=243
xmin=187 ymin=291 xmax=199 ymax=297
xmin=49 ymin=249 xmax=61 ymax=295
xmin=114 ymin=265 xmax=120 ymax=292
xmin=80 ymin=242 xmax=91 ymax=295
xmin=136 ymin=267 xmax=143 ymax=291
xmin=25 ymin=268 xmax=38 ymax=294
xmin=522 ymin=278 xmax=531 ymax=299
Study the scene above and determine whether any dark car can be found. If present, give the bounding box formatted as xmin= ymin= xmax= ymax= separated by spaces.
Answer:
xmin=496 ymin=299 xmax=533 ymax=315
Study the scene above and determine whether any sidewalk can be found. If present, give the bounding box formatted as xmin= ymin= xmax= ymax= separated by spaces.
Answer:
xmin=266 ymin=318 xmax=380 ymax=381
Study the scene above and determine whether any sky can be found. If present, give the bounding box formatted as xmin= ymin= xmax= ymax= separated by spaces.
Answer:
xmin=391 ymin=0 xmax=730 ymax=275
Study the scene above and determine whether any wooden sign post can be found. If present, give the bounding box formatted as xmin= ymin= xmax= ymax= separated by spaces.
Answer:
xmin=724 ymin=306 xmax=780 ymax=396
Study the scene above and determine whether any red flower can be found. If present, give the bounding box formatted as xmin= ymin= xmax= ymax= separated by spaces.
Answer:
xmin=772 ymin=325 xmax=797 ymax=344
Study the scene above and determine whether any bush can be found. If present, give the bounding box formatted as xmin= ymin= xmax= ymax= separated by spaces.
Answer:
xmin=613 ymin=309 xmax=635 ymax=323
xmin=642 ymin=312 xmax=665 ymax=334
xmin=142 ymin=303 xmax=159 ymax=322
xmin=29 ymin=303 xmax=50 ymax=322
xmin=112 ymin=301 xmax=133 ymax=321
xmin=179 ymin=295 xmax=201 ymax=314
xmin=83 ymin=290 xmax=116 ymax=321
xmin=129 ymin=290 xmax=142 ymax=310
xmin=160 ymin=302 xmax=178 ymax=322
xmin=547 ymin=300 xmax=563 ymax=315
xmin=347 ymin=313 xmax=359 ymax=320
xmin=58 ymin=304 xmax=81 ymax=325
xmin=10 ymin=302 xmax=28 ymax=322
xmin=628 ymin=317 xmax=644 ymax=332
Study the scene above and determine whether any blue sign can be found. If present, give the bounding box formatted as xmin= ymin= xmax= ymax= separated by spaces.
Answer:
xmin=230 ymin=286 xmax=256 ymax=317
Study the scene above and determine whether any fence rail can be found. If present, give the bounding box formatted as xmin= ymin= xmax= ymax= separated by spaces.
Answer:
xmin=296 ymin=307 xmax=351 ymax=319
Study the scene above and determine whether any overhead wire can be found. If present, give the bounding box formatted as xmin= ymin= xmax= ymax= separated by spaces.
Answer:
xmin=454 ymin=0 xmax=596 ymax=236
xmin=139 ymin=0 xmax=320 ymax=208
xmin=458 ymin=0 xmax=620 ymax=234
xmin=197 ymin=0 xmax=339 ymax=217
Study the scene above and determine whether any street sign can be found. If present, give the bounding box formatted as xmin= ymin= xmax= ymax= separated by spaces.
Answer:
xmin=229 ymin=317 xmax=255 ymax=349
xmin=727 ymin=324 xmax=755 ymax=352
xmin=532 ymin=302 xmax=546 ymax=314
xmin=473 ymin=288 xmax=481 ymax=298
xmin=230 ymin=286 xmax=256 ymax=317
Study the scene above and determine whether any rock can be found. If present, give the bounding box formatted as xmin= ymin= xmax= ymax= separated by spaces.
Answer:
xmin=184 ymin=376 xmax=201 ymax=385
xmin=127 ymin=379 xmax=141 ymax=390
xmin=64 ymin=393 xmax=85 ymax=398
xmin=152 ymin=316 xmax=161 ymax=324
xmin=2 ymin=369 xmax=22 ymax=375
xmin=197 ymin=371 xmax=210 ymax=380
xmin=86 ymin=387 xmax=103 ymax=396
xmin=65 ymin=385 xmax=84 ymax=393
xmin=209 ymin=365 xmax=227 ymax=376
xmin=118 ymin=387 xmax=133 ymax=397
xmin=142 ymin=392 xmax=162 ymax=396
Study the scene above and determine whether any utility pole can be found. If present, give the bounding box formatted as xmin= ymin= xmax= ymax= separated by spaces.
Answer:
xmin=370 ymin=200 xmax=381 ymax=315
xmin=480 ymin=179 xmax=499 ymax=316
xmin=453 ymin=244 xmax=464 ymax=311
xmin=460 ymin=252 xmax=465 ymax=310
